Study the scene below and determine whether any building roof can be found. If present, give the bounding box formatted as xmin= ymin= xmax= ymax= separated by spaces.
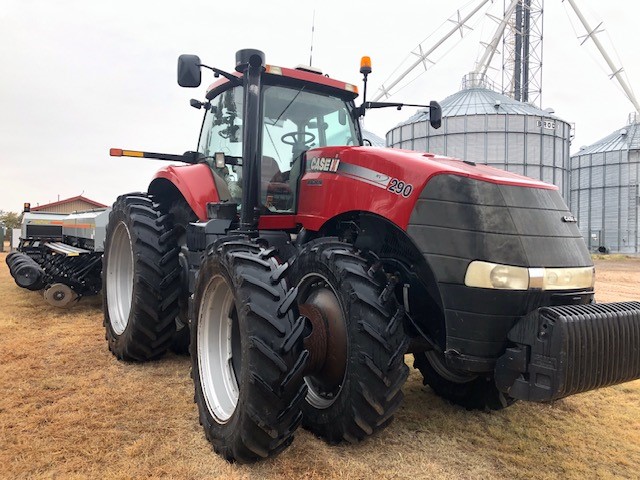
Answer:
xmin=31 ymin=195 xmax=108 ymax=212
xmin=396 ymin=86 xmax=562 ymax=128
xmin=573 ymin=120 xmax=640 ymax=156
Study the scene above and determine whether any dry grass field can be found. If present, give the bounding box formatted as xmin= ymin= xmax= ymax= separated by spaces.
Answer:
xmin=1 ymin=245 xmax=639 ymax=479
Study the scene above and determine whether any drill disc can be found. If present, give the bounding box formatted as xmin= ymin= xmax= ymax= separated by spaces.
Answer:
xmin=44 ymin=283 xmax=79 ymax=308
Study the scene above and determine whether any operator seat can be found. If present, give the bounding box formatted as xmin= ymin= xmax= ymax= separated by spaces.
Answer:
xmin=262 ymin=155 xmax=284 ymax=184
xmin=262 ymin=155 xmax=293 ymax=210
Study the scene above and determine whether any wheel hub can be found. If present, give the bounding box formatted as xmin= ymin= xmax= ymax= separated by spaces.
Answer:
xmin=299 ymin=303 xmax=327 ymax=375
xmin=298 ymin=275 xmax=348 ymax=409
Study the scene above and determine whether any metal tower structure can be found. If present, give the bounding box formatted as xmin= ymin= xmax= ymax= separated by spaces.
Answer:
xmin=564 ymin=0 xmax=640 ymax=115
xmin=371 ymin=0 xmax=493 ymax=101
xmin=501 ymin=0 xmax=544 ymax=106
xmin=371 ymin=0 xmax=638 ymax=116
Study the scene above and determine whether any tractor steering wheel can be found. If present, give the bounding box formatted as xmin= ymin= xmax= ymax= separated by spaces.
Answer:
xmin=281 ymin=131 xmax=316 ymax=146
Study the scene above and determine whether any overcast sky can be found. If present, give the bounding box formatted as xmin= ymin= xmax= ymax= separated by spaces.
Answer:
xmin=1 ymin=0 xmax=638 ymax=213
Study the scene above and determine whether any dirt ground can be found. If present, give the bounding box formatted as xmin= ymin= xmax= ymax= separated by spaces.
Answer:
xmin=1 ymin=248 xmax=639 ymax=480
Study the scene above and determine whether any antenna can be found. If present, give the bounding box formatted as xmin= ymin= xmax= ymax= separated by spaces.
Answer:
xmin=309 ymin=10 xmax=316 ymax=67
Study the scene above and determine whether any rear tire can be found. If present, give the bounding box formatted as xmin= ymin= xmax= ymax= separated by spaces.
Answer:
xmin=413 ymin=351 xmax=515 ymax=410
xmin=102 ymin=194 xmax=181 ymax=361
xmin=191 ymin=238 xmax=308 ymax=463
xmin=291 ymin=239 xmax=409 ymax=443
xmin=161 ymin=199 xmax=197 ymax=355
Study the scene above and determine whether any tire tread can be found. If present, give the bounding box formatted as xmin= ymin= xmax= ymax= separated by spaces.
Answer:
xmin=103 ymin=193 xmax=181 ymax=361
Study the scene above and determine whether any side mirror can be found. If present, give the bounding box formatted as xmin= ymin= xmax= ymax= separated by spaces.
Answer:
xmin=189 ymin=99 xmax=211 ymax=110
xmin=178 ymin=54 xmax=202 ymax=88
xmin=429 ymin=101 xmax=442 ymax=129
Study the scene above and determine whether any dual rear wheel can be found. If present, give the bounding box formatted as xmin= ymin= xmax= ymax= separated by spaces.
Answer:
xmin=105 ymin=210 xmax=506 ymax=461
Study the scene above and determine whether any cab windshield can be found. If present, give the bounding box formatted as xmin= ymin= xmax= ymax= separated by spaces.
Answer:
xmin=261 ymin=84 xmax=358 ymax=212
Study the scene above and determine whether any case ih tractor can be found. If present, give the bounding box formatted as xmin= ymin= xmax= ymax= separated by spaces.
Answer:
xmin=103 ymin=49 xmax=640 ymax=463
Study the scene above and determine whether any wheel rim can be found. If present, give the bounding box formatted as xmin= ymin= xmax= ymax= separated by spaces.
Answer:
xmin=198 ymin=275 xmax=240 ymax=423
xmin=298 ymin=272 xmax=347 ymax=410
xmin=106 ymin=222 xmax=134 ymax=335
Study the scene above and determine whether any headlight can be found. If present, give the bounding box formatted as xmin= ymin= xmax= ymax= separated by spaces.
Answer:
xmin=465 ymin=262 xmax=529 ymax=290
xmin=464 ymin=261 xmax=595 ymax=291
xmin=541 ymin=266 xmax=596 ymax=290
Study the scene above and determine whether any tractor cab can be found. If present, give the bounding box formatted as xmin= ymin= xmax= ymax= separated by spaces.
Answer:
xmin=194 ymin=59 xmax=362 ymax=215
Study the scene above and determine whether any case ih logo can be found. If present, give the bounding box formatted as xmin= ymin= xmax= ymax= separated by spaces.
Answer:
xmin=309 ymin=157 xmax=340 ymax=172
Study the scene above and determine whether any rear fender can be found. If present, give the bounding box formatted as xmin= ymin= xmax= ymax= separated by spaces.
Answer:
xmin=149 ymin=164 xmax=218 ymax=221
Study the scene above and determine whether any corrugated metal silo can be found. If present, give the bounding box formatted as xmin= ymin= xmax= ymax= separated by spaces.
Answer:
xmin=362 ymin=129 xmax=385 ymax=147
xmin=569 ymin=116 xmax=640 ymax=253
xmin=386 ymin=75 xmax=572 ymax=198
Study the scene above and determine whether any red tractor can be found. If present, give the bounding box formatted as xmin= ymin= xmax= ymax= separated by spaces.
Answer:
xmin=103 ymin=49 xmax=640 ymax=463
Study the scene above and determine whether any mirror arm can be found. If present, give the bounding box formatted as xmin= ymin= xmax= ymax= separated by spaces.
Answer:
xmin=354 ymin=100 xmax=442 ymax=129
xmin=200 ymin=64 xmax=242 ymax=86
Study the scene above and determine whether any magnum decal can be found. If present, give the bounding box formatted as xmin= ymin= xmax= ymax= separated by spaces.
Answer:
xmin=306 ymin=155 xmax=415 ymax=197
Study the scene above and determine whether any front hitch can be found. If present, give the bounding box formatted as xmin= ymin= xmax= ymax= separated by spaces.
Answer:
xmin=495 ymin=302 xmax=640 ymax=402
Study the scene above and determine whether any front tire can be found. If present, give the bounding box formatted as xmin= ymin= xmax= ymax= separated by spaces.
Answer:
xmin=102 ymin=194 xmax=181 ymax=361
xmin=413 ymin=351 xmax=515 ymax=410
xmin=191 ymin=239 xmax=308 ymax=463
xmin=290 ymin=239 xmax=409 ymax=443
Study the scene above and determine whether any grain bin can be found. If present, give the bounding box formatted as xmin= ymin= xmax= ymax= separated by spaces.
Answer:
xmin=386 ymin=75 xmax=572 ymax=197
xmin=570 ymin=115 xmax=640 ymax=253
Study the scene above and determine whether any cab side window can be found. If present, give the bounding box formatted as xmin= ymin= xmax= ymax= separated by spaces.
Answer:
xmin=198 ymin=87 xmax=244 ymax=200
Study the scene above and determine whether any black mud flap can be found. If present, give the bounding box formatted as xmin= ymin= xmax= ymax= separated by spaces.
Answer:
xmin=495 ymin=302 xmax=640 ymax=402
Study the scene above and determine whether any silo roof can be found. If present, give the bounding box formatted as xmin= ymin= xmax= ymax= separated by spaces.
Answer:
xmin=362 ymin=128 xmax=385 ymax=147
xmin=573 ymin=121 xmax=640 ymax=155
xmin=396 ymin=87 xmax=561 ymax=127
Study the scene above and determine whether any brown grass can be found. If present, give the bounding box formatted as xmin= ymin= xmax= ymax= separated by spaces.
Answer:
xmin=1 ymin=250 xmax=639 ymax=479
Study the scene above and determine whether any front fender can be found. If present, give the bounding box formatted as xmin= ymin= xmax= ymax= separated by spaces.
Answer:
xmin=149 ymin=164 xmax=218 ymax=221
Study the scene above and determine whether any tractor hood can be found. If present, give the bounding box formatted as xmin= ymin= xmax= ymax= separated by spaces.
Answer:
xmin=306 ymin=145 xmax=554 ymax=191
xmin=297 ymin=146 xmax=557 ymax=232
xmin=306 ymin=147 xmax=557 ymax=199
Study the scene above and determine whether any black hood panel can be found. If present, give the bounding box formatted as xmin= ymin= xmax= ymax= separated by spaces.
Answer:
xmin=408 ymin=174 xmax=592 ymax=281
